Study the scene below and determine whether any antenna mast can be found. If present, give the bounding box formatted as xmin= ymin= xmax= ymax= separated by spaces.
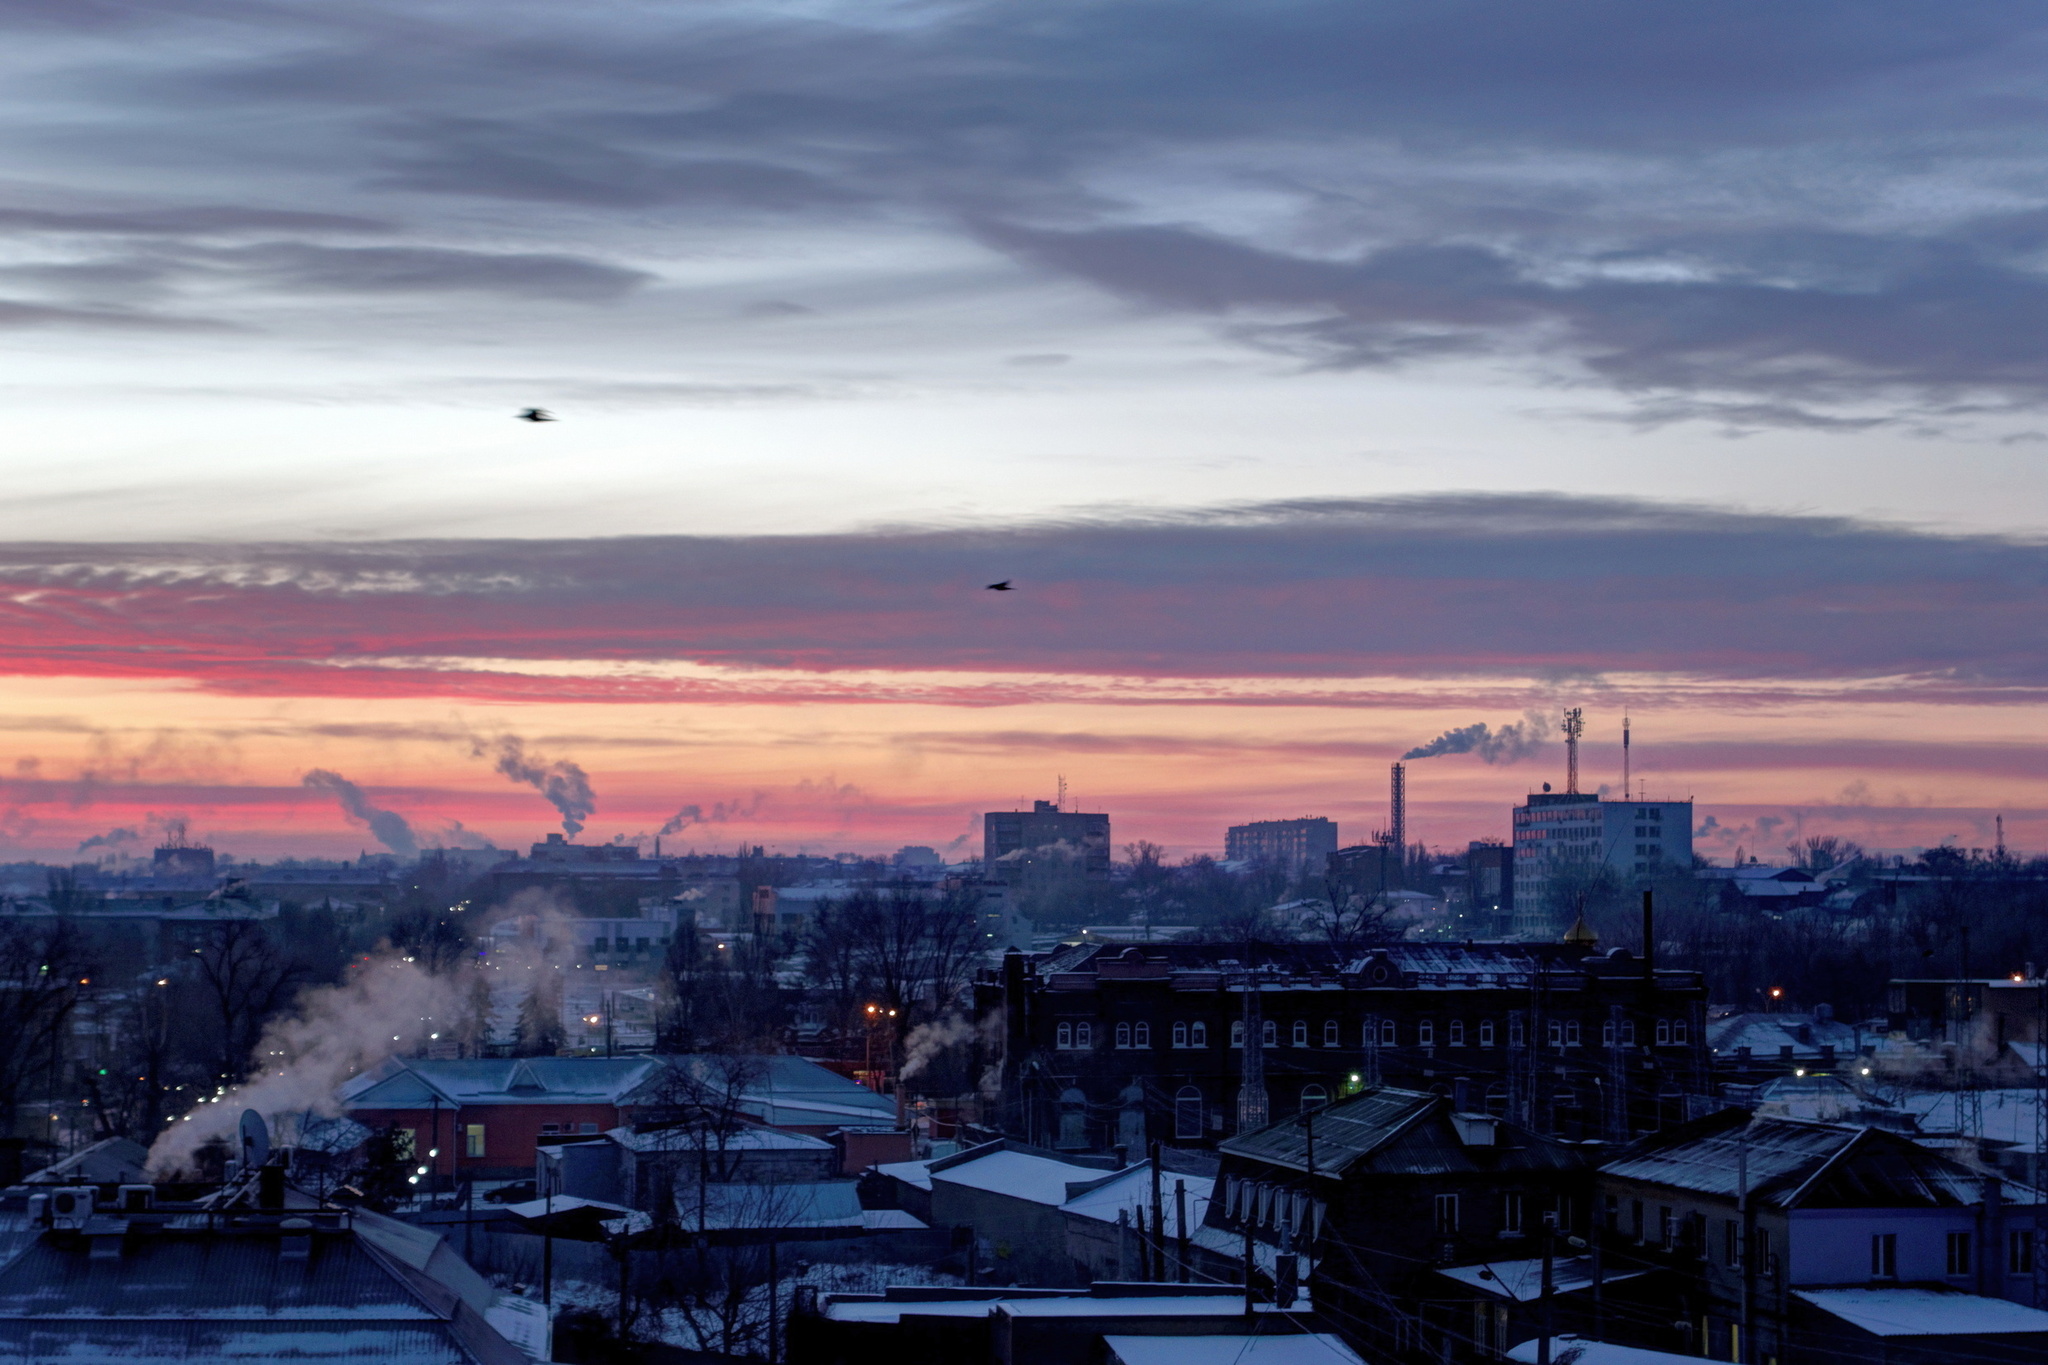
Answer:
xmin=1622 ymin=714 xmax=1631 ymax=801
xmin=1561 ymin=708 xmax=1585 ymax=795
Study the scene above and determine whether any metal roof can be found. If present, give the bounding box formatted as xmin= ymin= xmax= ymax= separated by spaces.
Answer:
xmin=1219 ymin=1088 xmax=1434 ymax=1175
xmin=1601 ymin=1116 xmax=2008 ymax=1209
xmin=1222 ymin=1088 xmax=1583 ymax=1177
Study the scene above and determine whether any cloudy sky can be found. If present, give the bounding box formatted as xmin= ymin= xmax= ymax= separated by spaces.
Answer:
xmin=0 ymin=1 xmax=2043 ymax=861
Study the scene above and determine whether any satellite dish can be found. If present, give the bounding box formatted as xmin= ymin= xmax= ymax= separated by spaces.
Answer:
xmin=239 ymin=1109 xmax=271 ymax=1169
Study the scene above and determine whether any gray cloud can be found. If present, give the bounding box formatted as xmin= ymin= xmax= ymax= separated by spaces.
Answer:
xmin=202 ymin=242 xmax=652 ymax=301
xmin=0 ymin=205 xmax=391 ymax=236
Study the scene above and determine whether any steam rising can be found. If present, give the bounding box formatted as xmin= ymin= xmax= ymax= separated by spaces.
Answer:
xmin=657 ymin=793 xmax=766 ymax=837
xmin=1403 ymin=715 xmax=1546 ymax=764
xmin=146 ymin=956 xmax=457 ymax=1176
xmin=302 ymin=768 xmax=418 ymax=856
xmin=897 ymin=1013 xmax=976 ymax=1083
xmin=480 ymin=736 xmax=596 ymax=835
xmin=77 ymin=826 xmax=140 ymax=852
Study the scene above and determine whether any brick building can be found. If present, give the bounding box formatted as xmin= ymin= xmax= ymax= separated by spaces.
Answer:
xmin=989 ymin=939 xmax=1710 ymax=1155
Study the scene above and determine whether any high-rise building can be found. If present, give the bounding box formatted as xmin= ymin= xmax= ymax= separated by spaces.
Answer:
xmin=1511 ymin=793 xmax=1692 ymax=937
xmin=1224 ymin=817 xmax=1338 ymax=875
xmin=984 ymin=800 xmax=1111 ymax=880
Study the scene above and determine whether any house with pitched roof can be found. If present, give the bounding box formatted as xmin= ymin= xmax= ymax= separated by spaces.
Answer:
xmin=1209 ymin=1086 xmax=1590 ymax=1363
xmin=1596 ymin=1110 xmax=2048 ymax=1364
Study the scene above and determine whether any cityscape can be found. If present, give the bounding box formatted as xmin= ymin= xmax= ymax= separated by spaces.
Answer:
xmin=0 ymin=4 xmax=2045 ymax=1365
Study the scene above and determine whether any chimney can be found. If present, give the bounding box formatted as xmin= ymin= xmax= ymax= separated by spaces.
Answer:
xmin=1389 ymin=763 xmax=1407 ymax=877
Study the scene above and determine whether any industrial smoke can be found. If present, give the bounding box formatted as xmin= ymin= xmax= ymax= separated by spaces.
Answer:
xmin=481 ymin=736 xmax=596 ymax=835
xmin=302 ymin=768 xmax=419 ymax=857
xmin=1403 ymin=714 xmax=1547 ymax=764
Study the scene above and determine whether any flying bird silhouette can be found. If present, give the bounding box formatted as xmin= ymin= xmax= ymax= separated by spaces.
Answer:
xmin=516 ymin=408 xmax=556 ymax=422
xmin=986 ymin=580 xmax=1013 ymax=591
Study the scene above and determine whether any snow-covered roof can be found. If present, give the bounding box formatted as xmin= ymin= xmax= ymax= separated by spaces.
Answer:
xmin=1060 ymin=1165 xmax=1214 ymax=1230
xmin=874 ymin=1159 xmax=933 ymax=1191
xmin=1792 ymin=1288 xmax=2048 ymax=1337
xmin=1106 ymin=1333 xmax=1366 ymax=1365
xmin=1508 ymin=1337 xmax=1700 ymax=1365
xmin=1435 ymin=1257 xmax=1645 ymax=1303
xmin=929 ymin=1149 xmax=1124 ymax=1207
xmin=606 ymin=1123 xmax=832 ymax=1153
xmin=822 ymin=1294 xmax=1299 ymax=1326
xmin=1903 ymin=1088 xmax=2043 ymax=1153
xmin=1706 ymin=1013 xmax=1858 ymax=1059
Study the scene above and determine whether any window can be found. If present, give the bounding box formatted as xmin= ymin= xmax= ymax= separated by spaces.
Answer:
xmin=1480 ymin=1020 xmax=1496 ymax=1047
xmin=1723 ymin=1219 xmax=1740 ymax=1267
xmin=465 ymin=1124 xmax=486 ymax=1159
xmin=1621 ymin=1020 xmax=1636 ymax=1046
xmin=1173 ymin=1021 xmax=1189 ymax=1048
xmin=1324 ymin=1019 xmax=1340 ymax=1047
xmin=1603 ymin=1195 xmax=1619 ymax=1233
xmin=1116 ymin=1022 xmax=1132 ymax=1048
xmin=1076 ymin=1022 xmax=1093 ymax=1048
xmin=1450 ymin=1020 xmax=1466 ymax=1046
xmin=593 ymin=938 xmax=609 ymax=952
xmin=541 ymin=1124 xmax=561 ymax=1136
xmin=1058 ymin=1023 xmax=1074 ymax=1049
xmin=1502 ymin=1193 xmax=1524 ymax=1236
xmin=2011 ymin=1228 xmax=2036 ymax=1275
xmin=1175 ymin=1087 xmax=1204 ymax=1139
xmin=1381 ymin=1018 xmax=1398 ymax=1045
xmin=1418 ymin=1020 xmax=1436 ymax=1046
xmin=1232 ymin=1021 xmax=1245 ymax=1047
xmin=1631 ymin=1199 xmax=1644 ymax=1241
xmin=1510 ymin=1016 xmax=1525 ymax=1047
xmin=1433 ymin=1193 xmax=1460 ymax=1233
xmin=1871 ymin=1232 xmax=1897 ymax=1279
xmin=1672 ymin=1020 xmax=1689 ymax=1045
xmin=1262 ymin=1020 xmax=1277 ymax=1048
xmin=1602 ymin=1020 xmax=1615 ymax=1046
xmin=1947 ymin=1231 xmax=1972 ymax=1276
xmin=1566 ymin=1020 xmax=1582 ymax=1046
xmin=1191 ymin=1021 xmax=1207 ymax=1047
xmin=1301 ymin=1084 xmax=1329 ymax=1112
xmin=1293 ymin=1020 xmax=1309 ymax=1047
xmin=1547 ymin=1020 xmax=1563 ymax=1047
xmin=1656 ymin=1019 xmax=1672 ymax=1045
xmin=1134 ymin=1022 xmax=1150 ymax=1047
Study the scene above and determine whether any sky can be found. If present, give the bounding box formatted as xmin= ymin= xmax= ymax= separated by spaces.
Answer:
xmin=0 ymin=1 xmax=2045 ymax=863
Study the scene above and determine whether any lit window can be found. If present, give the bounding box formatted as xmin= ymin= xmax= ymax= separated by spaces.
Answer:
xmin=465 ymin=1124 xmax=485 ymax=1159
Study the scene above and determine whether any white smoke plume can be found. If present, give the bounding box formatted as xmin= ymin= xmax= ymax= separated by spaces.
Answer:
xmin=477 ymin=736 xmax=596 ymax=835
xmin=145 ymin=956 xmax=457 ymax=1177
xmin=897 ymin=1013 xmax=977 ymax=1083
xmin=657 ymin=792 xmax=766 ymax=838
xmin=302 ymin=768 xmax=418 ymax=856
xmin=1403 ymin=712 xmax=1549 ymax=764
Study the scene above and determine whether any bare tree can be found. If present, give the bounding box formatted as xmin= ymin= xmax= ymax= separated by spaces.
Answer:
xmin=194 ymin=917 xmax=303 ymax=1086
xmin=0 ymin=918 xmax=89 ymax=1141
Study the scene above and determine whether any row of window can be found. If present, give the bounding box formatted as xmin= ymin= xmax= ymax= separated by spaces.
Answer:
xmin=1054 ymin=1017 xmax=1690 ymax=1050
xmin=1609 ymin=1195 xmax=2038 ymax=1280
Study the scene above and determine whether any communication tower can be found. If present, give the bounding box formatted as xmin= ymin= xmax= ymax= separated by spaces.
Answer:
xmin=1561 ymin=708 xmax=1585 ymax=794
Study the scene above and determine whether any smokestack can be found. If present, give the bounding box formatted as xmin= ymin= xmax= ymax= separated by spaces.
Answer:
xmin=1622 ymin=714 xmax=1631 ymax=802
xmin=1389 ymin=762 xmax=1407 ymax=867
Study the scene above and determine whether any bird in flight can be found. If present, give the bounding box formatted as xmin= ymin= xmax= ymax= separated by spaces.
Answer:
xmin=516 ymin=408 xmax=556 ymax=422
xmin=986 ymin=580 xmax=1014 ymax=591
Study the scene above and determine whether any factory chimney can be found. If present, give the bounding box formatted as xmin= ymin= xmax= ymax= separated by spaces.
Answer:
xmin=1621 ymin=713 xmax=1631 ymax=801
xmin=1388 ymin=762 xmax=1407 ymax=881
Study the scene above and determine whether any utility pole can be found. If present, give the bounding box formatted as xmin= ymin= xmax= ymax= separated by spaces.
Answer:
xmin=1150 ymin=1139 xmax=1165 ymax=1281
xmin=1175 ymin=1179 xmax=1190 ymax=1284
xmin=1537 ymin=1211 xmax=1557 ymax=1365
xmin=1738 ymin=1123 xmax=1753 ymax=1365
